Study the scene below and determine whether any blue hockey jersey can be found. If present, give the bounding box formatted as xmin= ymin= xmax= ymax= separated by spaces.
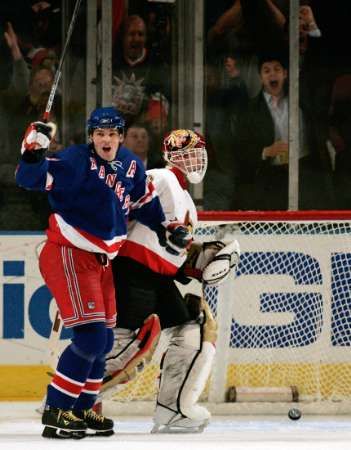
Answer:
xmin=16 ymin=144 xmax=165 ymax=258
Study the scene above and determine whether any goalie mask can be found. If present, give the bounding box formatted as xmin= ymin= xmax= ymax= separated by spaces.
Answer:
xmin=162 ymin=129 xmax=208 ymax=184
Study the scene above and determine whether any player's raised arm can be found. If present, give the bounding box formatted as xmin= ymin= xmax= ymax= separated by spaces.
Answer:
xmin=15 ymin=121 xmax=55 ymax=189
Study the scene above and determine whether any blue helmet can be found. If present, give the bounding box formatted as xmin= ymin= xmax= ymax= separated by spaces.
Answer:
xmin=87 ymin=107 xmax=125 ymax=133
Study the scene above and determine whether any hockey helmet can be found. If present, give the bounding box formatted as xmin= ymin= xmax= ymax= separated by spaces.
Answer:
xmin=162 ymin=129 xmax=208 ymax=183
xmin=87 ymin=107 xmax=125 ymax=134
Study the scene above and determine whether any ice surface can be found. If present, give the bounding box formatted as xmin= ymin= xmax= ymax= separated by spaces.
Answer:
xmin=1 ymin=402 xmax=351 ymax=450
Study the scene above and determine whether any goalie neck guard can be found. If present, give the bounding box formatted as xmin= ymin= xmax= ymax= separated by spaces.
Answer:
xmin=162 ymin=129 xmax=208 ymax=184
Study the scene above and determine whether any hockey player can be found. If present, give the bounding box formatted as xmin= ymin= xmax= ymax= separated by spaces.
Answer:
xmin=104 ymin=129 xmax=240 ymax=433
xmin=16 ymin=108 xmax=191 ymax=439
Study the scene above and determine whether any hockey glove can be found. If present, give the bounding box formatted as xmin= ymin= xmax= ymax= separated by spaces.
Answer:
xmin=21 ymin=121 xmax=56 ymax=155
xmin=202 ymin=239 xmax=241 ymax=285
xmin=185 ymin=241 xmax=226 ymax=280
xmin=157 ymin=222 xmax=193 ymax=256
xmin=184 ymin=240 xmax=241 ymax=285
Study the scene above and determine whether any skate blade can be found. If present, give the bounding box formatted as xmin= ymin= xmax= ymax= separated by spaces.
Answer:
xmin=151 ymin=423 xmax=207 ymax=434
xmin=86 ymin=429 xmax=114 ymax=437
xmin=42 ymin=426 xmax=86 ymax=439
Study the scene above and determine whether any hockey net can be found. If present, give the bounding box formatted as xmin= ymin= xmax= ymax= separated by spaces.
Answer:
xmin=104 ymin=210 xmax=351 ymax=415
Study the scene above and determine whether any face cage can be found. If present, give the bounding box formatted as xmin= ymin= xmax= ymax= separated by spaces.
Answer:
xmin=165 ymin=146 xmax=208 ymax=183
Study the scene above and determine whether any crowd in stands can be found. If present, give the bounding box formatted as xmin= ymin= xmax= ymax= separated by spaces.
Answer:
xmin=1 ymin=0 xmax=351 ymax=230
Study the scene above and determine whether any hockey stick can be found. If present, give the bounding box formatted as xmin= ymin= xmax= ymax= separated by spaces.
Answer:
xmin=43 ymin=0 xmax=82 ymax=122
xmin=36 ymin=306 xmax=64 ymax=415
xmin=37 ymin=1 xmax=82 ymax=367
xmin=47 ymin=306 xmax=64 ymax=374
xmin=35 ymin=240 xmax=64 ymax=372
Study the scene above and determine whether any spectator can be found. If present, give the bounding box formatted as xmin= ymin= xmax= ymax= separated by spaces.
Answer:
xmin=206 ymin=0 xmax=289 ymax=80
xmin=298 ymin=2 xmax=336 ymax=210
xmin=327 ymin=74 xmax=351 ymax=209
xmin=14 ymin=65 xmax=62 ymax=148
xmin=143 ymin=93 xmax=169 ymax=144
xmin=0 ymin=22 xmax=30 ymax=185
xmin=144 ymin=2 xmax=172 ymax=63
xmin=235 ymin=54 xmax=307 ymax=210
xmin=204 ymin=50 xmax=249 ymax=210
xmin=124 ymin=122 xmax=164 ymax=169
xmin=29 ymin=1 xmax=61 ymax=50
xmin=0 ymin=22 xmax=49 ymax=230
xmin=1 ymin=23 xmax=62 ymax=231
xmin=112 ymin=15 xmax=170 ymax=128
xmin=298 ymin=4 xmax=322 ymax=57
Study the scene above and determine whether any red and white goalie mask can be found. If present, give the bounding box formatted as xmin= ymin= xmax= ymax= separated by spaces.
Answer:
xmin=162 ymin=129 xmax=208 ymax=184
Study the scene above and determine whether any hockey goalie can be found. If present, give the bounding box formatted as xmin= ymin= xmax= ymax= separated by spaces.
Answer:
xmin=104 ymin=129 xmax=240 ymax=433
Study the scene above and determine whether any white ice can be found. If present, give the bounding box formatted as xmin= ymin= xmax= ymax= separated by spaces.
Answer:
xmin=1 ymin=402 xmax=351 ymax=450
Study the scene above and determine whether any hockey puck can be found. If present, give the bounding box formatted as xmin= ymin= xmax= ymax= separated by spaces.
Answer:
xmin=288 ymin=408 xmax=301 ymax=420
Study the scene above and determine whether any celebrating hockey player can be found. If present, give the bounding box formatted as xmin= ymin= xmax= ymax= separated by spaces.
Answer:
xmin=103 ymin=129 xmax=240 ymax=433
xmin=16 ymin=108 xmax=191 ymax=439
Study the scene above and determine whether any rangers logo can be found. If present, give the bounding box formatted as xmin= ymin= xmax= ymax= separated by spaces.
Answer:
xmin=87 ymin=301 xmax=95 ymax=310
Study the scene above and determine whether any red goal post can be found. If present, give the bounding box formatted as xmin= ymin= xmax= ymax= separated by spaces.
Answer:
xmin=104 ymin=210 xmax=351 ymax=416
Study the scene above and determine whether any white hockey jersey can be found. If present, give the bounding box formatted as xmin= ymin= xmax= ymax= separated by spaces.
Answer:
xmin=118 ymin=168 xmax=198 ymax=275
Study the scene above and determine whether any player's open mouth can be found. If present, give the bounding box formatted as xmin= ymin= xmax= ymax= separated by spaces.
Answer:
xmin=103 ymin=147 xmax=112 ymax=152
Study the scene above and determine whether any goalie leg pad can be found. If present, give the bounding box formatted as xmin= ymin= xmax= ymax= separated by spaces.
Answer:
xmin=183 ymin=294 xmax=218 ymax=344
xmin=153 ymin=306 xmax=216 ymax=432
xmin=102 ymin=314 xmax=161 ymax=394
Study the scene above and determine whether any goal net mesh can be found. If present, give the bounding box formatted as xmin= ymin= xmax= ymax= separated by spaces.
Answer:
xmin=106 ymin=212 xmax=351 ymax=411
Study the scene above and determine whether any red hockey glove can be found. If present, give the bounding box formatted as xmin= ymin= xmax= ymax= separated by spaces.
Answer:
xmin=21 ymin=121 xmax=56 ymax=154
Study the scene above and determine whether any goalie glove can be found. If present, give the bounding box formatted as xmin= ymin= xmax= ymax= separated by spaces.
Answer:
xmin=184 ymin=239 xmax=240 ymax=286
xmin=185 ymin=241 xmax=225 ymax=280
xmin=202 ymin=239 xmax=240 ymax=285
xmin=21 ymin=121 xmax=56 ymax=158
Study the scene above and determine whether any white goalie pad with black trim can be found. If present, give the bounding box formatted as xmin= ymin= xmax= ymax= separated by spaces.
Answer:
xmin=202 ymin=239 xmax=240 ymax=286
xmin=102 ymin=314 xmax=161 ymax=395
xmin=152 ymin=300 xmax=217 ymax=433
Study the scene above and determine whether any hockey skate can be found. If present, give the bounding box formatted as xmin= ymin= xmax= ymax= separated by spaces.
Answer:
xmin=151 ymin=404 xmax=210 ymax=434
xmin=73 ymin=408 xmax=114 ymax=436
xmin=42 ymin=405 xmax=87 ymax=439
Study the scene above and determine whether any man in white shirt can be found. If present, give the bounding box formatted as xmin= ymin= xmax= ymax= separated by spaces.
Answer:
xmin=236 ymin=55 xmax=306 ymax=209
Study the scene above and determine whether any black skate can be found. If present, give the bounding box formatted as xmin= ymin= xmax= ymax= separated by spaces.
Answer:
xmin=73 ymin=408 xmax=114 ymax=436
xmin=42 ymin=405 xmax=87 ymax=439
